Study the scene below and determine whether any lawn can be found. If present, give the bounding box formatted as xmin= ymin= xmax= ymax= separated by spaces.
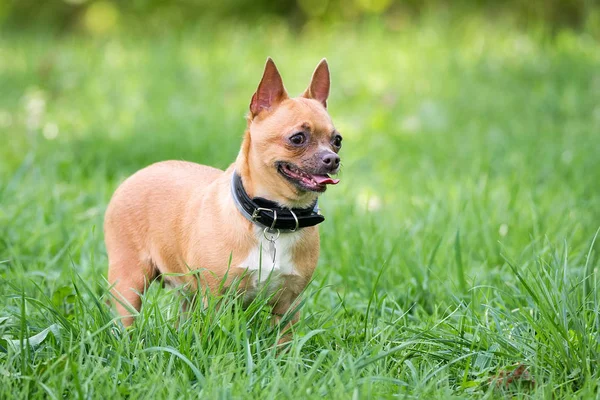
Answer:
xmin=1 ymin=18 xmax=600 ymax=398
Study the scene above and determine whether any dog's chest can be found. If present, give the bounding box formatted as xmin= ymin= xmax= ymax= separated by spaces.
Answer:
xmin=238 ymin=228 xmax=301 ymax=296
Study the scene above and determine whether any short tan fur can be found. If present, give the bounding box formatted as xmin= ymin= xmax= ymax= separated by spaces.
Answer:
xmin=104 ymin=58 xmax=342 ymax=340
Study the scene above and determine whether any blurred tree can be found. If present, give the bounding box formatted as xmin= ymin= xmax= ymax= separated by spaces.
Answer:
xmin=0 ymin=0 xmax=598 ymax=33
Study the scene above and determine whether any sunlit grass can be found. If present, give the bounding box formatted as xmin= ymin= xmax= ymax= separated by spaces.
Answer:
xmin=1 ymin=17 xmax=600 ymax=398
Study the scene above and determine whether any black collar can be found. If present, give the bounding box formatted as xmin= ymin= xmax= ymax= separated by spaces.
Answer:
xmin=231 ymin=172 xmax=325 ymax=231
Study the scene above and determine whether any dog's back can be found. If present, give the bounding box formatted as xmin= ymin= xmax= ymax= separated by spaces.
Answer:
xmin=105 ymin=160 xmax=222 ymax=246
xmin=104 ymin=160 xmax=223 ymax=324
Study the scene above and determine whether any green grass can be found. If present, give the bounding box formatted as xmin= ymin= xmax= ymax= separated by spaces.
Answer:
xmin=1 ymin=17 xmax=600 ymax=398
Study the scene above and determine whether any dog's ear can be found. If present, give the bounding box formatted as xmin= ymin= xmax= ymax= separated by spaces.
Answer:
xmin=303 ymin=59 xmax=330 ymax=108
xmin=250 ymin=57 xmax=288 ymax=117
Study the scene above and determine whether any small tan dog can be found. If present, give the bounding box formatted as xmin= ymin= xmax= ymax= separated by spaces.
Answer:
xmin=104 ymin=58 xmax=342 ymax=338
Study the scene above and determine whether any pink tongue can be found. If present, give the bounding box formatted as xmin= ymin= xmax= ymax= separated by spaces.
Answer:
xmin=312 ymin=175 xmax=340 ymax=185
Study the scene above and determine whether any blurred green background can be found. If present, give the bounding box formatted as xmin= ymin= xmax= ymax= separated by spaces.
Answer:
xmin=2 ymin=0 xmax=600 ymax=35
xmin=2 ymin=0 xmax=600 ymax=398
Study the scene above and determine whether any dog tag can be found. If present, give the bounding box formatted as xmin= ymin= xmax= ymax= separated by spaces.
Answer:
xmin=271 ymin=242 xmax=277 ymax=267
xmin=263 ymin=227 xmax=280 ymax=267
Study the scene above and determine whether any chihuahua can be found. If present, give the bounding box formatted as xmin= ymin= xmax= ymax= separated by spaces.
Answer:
xmin=104 ymin=58 xmax=342 ymax=338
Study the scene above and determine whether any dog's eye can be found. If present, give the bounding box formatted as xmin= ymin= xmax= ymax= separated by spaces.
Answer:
xmin=289 ymin=133 xmax=306 ymax=146
xmin=332 ymin=135 xmax=343 ymax=148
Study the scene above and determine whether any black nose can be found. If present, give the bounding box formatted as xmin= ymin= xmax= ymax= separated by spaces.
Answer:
xmin=322 ymin=153 xmax=340 ymax=168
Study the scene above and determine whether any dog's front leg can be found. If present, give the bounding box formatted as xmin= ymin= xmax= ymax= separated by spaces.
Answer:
xmin=272 ymin=311 xmax=300 ymax=345
xmin=271 ymin=292 xmax=301 ymax=345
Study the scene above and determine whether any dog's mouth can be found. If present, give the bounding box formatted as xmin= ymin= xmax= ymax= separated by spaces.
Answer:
xmin=276 ymin=162 xmax=340 ymax=192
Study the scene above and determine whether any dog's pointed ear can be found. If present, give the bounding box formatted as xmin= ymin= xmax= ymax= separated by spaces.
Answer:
xmin=250 ymin=57 xmax=288 ymax=117
xmin=303 ymin=58 xmax=330 ymax=108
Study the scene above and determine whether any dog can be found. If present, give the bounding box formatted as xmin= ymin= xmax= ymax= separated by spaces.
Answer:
xmin=104 ymin=58 xmax=342 ymax=340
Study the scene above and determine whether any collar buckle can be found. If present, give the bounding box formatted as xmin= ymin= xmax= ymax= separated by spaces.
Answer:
xmin=251 ymin=207 xmax=278 ymax=231
xmin=250 ymin=207 xmax=271 ymax=222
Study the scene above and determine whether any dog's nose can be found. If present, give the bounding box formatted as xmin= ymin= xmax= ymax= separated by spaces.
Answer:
xmin=322 ymin=153 xmax=340 ymax=169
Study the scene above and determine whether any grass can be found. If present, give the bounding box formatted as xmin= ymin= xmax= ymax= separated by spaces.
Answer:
xmin=1 ymin=16 xmax=600 ymax=398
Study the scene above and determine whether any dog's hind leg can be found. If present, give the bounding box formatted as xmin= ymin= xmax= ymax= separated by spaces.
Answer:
xmin=107 ymin=250 xmax=156 ymax=327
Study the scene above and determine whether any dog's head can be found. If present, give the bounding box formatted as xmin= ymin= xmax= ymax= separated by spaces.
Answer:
xmin=238 ymin=58 xmax=342 ymax=208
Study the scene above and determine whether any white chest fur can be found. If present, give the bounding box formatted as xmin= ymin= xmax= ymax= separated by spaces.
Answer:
xmin=239 ymin=227 xmax=301 ymax=283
